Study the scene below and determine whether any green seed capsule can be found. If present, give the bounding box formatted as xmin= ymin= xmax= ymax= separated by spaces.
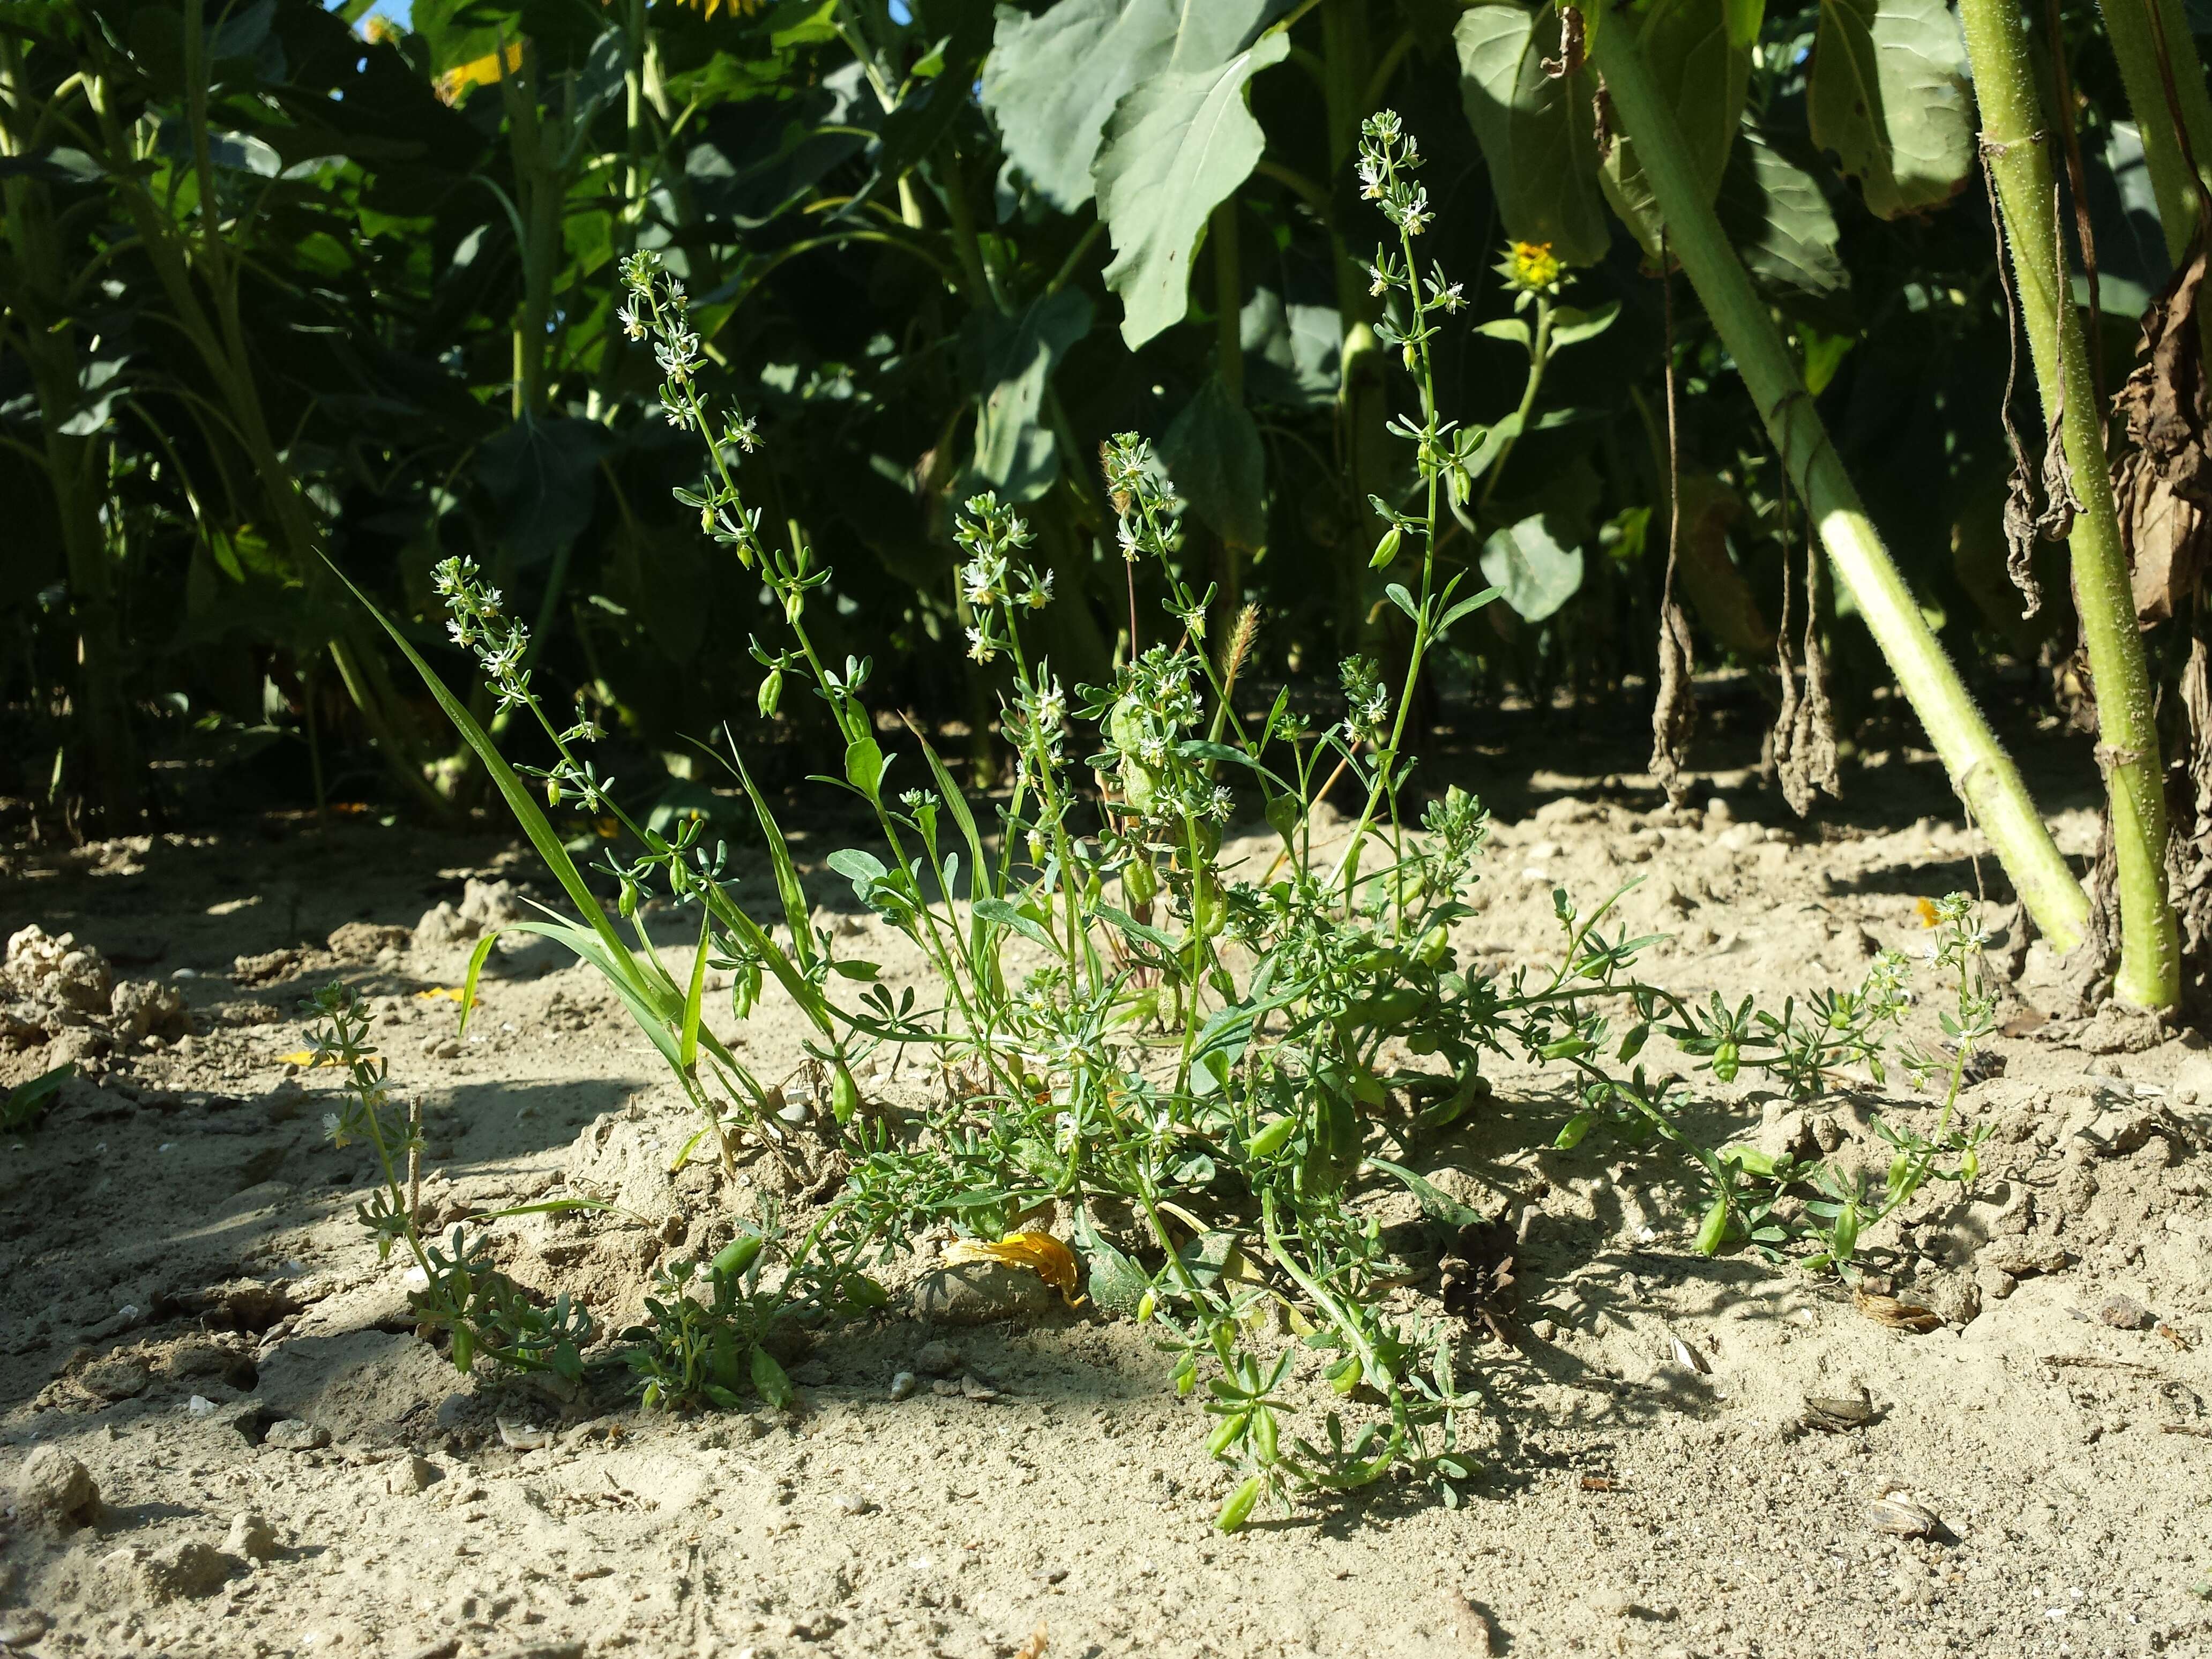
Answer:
xmin=1135 ymin=1288 xmax=1156 ymax=1324
xmin=830 ymin=1064 xmax=861 ymax=1123
xmin=1216 ymin=1474 xmax=1264 ymax=1534
xmin=1252 ymin=1408 xmax=1278 ymax=1466
xmin=1246 ymin=1117 xmax=1296 ymax=1159
xmin=1369 ymin=525 xmax=1402 ymax=570
xmin=1207 ymin=1410 xmax=1250 ymax=1460
xmin=757 ymin=670 xmax=782 ymax=718
xmin=1693 ymin=1195 xmax=1729 ymax=1257
xmin=712 ymin=1234 xmax=765 ymax=1280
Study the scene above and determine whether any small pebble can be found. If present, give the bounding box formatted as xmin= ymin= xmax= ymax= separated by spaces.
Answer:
xmin=888 ymin=1371 xmax=917 ymax=1401
xmin=834 ymin=1492 xmax=872 ymax=1516
xmin=496 ymin=1419 xmax=552 ymax=1450
xmin=14 ymin=1445 xmax=100 ymax=1526
xmin=386 ymin=1453 xmax=439 ymax=1494
xmin=2098 ymin=1294 xmax=2154 ymax=1331
xmin=186 ymin=1395 xmax=218 ymax=1417
xmin=263 ymin=1419 xmax=331 ymax=1452
xmin=224 ymin=1512 xmax=280 ymax=1561
xmin=914 ymin=1340 xmax=962 ymax=1376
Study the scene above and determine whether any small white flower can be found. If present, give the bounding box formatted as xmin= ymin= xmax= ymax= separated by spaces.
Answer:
xmin=965 ymin=626 xmax=996 ymax=665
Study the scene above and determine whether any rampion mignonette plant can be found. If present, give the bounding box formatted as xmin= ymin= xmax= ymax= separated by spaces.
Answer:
xmin=342 ymin=111 xmax=1991 ymax=1529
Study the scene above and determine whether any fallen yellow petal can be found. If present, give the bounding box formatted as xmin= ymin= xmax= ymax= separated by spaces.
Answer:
xmin=416 ymin=987 xmax=466 ymax=1003
xmin=277 ymin=1050 xmax=340 ymax=1067
xmin=942 ymin=1231 xmax=1085 ymax=1307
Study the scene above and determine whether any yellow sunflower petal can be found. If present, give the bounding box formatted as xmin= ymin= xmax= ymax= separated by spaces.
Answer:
xmin=942 ymin=1231 xmax=1085 ymax=1306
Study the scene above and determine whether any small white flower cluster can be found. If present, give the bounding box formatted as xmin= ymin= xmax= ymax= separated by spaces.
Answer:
xmin=952 ymin=491 xmax=1053 ymax=664
xmin=620 ymin=249 xmax=770 ymax=569
xmin=1340 ymin=654 xmax=1391 ymax=743
xmin=1101 ymin=432 xmax=1183 ymax=567
xmin=433 ymin=556 xmax=532 ymax=711
xmin=1356 ymin=111 xmax=1431 ymax=238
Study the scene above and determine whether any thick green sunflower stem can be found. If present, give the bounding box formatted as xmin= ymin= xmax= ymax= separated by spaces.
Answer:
xmin=1587 ymin=10 xmax=2093 ymax=956
xmin=1959 ymin=0 xmax=2179 ymax=1010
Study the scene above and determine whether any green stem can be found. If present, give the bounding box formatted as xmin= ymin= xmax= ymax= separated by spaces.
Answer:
xmin=2094 ymin=0 xmax=2212 ymax=263
xmin=1475 ymin=297 xmax=1551 ymax=512
xmin=1959 ymin=0 xmax=2178 ymax=1008
xmin=1588 ymin=13 xmax=2092 ymax=956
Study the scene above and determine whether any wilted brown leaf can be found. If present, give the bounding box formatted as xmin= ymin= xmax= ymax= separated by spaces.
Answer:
xmin=2114 ymin=232 xmax=2212 ymax=625
xmin=1852 ymin=1288 xmax=1942 ymax=1333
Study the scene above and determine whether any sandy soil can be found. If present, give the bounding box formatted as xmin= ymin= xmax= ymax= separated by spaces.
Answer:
xmin=4 ymin=712 xmax=2211 ymax=1659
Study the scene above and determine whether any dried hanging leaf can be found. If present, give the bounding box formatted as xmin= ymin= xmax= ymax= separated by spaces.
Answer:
xmin=1651 ymin=594 xmax=1696 ymax=806
xmin=2002 ymin=469 xmax=2042 ymax=614
xmin=1774 ymin=540 xmax=1841 ymax=815
xmin=2113 ymin=229 xmax=2212 ymax=626
xmin=1651 ymin=252 xmax=1695 ymax=805
xmin=942 ymin=1231 xmax=1087 ymax=1306
xmin=2117 ymin=233 xmax=2212 ymax=501
xmin=2118 ymin=447 xmax=2209 ymax=625
xmin=2037 ymin=402 xmax=2082 ymax=543
xmin=1976 ymin=146 xmax=2046 ymax=617
xmin=2164 ymin=632 xmax=2212 ymax=1000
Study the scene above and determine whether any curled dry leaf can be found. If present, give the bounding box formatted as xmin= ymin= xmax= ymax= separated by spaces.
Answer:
xmin=1852 ymin=1288 xmax=1942 ymax=1333
xmin=1802 ymin=1390 xmax=1877 ymax=1431
xmin=1014 ymin=1620 xmax=1049 ymax=1659
xmin=941 ymin=1231 xmax=1086 ymax=1306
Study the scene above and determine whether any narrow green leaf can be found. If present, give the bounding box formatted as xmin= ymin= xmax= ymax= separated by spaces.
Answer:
xmin=974 ymin=895 xmax=1057 ymax=950
xmin=679 ymin=907 xmax=710 ymax=1070
xmin=457 ymin=929 xmax=502 ymax=1038
xmin=1365 ymin=1157 xmax=1486 ymax=1228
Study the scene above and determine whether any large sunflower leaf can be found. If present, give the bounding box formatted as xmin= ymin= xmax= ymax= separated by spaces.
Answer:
xmin=1454 ymin=2 xmax=1611 ymax=267
xmin=1807 ymin=0 xmax=1971 ymax=220
xmin=1094 ymin=29 xmax=1288 ymax=348
xmin=982 ymin=0 xmax=1274 ymax=213
xmin=1480 ymin=512 xmax=1586 ymax=623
